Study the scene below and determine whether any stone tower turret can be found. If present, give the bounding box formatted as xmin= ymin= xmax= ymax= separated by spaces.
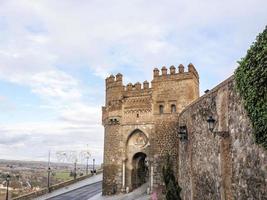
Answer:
xmin=102 ymin=64 xmax=199 ymax=195
xmin=102 ymin=73 xmax=124 ymax=195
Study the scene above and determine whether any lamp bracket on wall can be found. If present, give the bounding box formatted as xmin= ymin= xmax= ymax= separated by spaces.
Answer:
xmin=178 ymin=125 xmax=188 ymax=141
xmin=213 ymin=131 xmax=229 ymax=137
xmin=207 ymin=116 xmax=229 ymax=138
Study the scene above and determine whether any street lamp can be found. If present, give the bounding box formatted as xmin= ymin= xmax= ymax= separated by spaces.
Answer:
xmin=74 ymin=159 xmax=77 ymax=180
xmin=47 ymin=150 xmax=52 ymax=192
xmin=207 ymin=116 xmax=229 ymax=137
xmin=47 ymin=167 xmax=52 ymax=193
xmin=93 ymin=158 xmax=96 ymax=174
xmin=86 ymin=156 xmax=89 ymax=175
xmin=85 ymin=145 xmax=91 ymax=175
xmin=6 ymin=174 xmax=10 ymax=200
xmin=91 ymin=159 xmax=96 ymax=175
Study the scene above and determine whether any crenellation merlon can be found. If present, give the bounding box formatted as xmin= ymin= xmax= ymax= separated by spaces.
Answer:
xmin=170 ymin=65 xmax=176 ymax=75
xmin=134 ymin=82 xmax=142 ymax=90
xmin=105 ymin=73 xmax=124 ymax=89
xmin=116 ymin=73 xmax=123 ymax=82
xmin=178 ymin=64 xmax=184 ymax=73
xmin=153 ymin=68 xmax=160 ymax=77
xmin=105 ymin=74 xmax=115 ymax=84
xmin=126 ymin=83 xmax=133 ymax=90
xmin=143 ymin=81 xmax=149 ymax=89
xmin=161 ymin=66 xmax=167 ymax=76
xmin=188 ymin=63 xmax=199 ymax=79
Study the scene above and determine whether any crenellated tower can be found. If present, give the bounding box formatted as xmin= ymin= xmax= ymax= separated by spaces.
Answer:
xmin=152 ymin=63 xmax=199 ymax=115
xmin=102 ymin=64 xmax=199 ymax=195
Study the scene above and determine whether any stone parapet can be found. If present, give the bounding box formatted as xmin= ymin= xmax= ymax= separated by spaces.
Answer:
xmin=13 ymin=171 xmax=103 ymax=200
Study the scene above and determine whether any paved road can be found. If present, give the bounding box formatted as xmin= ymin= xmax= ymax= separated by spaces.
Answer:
xmin=47 ymin=181 xmax=102 ymax=200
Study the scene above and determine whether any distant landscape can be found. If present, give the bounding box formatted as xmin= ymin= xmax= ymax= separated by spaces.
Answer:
xmin=0 ymin=159 xmax=99 ymax=199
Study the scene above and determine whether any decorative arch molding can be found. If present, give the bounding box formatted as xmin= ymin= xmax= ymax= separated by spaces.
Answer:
xmin=124 ymin=129 xmax=151 ymax=191
xmin=126 ymin=129 xmax=149 ymax=149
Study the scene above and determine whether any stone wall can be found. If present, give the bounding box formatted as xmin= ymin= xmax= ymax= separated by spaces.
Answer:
xmin=150 ymin=117 xmax=180 ymax=197
xmin=178 ymin=76 xmax=267 ymax=200
xmin=102 ymin=124 xmax=123 ymax=195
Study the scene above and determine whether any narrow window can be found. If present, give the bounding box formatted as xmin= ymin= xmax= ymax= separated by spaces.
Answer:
xmin=137 ymin=113 xmax=139 ymax=118
xmin=159 ymin=105 xmax=164 ymax=114
xmin=171 ymin=104 xmax=176 ymax=113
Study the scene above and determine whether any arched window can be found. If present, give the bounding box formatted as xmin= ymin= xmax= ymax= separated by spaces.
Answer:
xmin=159 ymin=105 xmax=164 ymax=114
xmin=171 ymin=104 xmax=176 ymax=113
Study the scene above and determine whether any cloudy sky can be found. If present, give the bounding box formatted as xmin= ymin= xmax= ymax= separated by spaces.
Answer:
xmin=0 ymin=0 xmax=266 ymax=164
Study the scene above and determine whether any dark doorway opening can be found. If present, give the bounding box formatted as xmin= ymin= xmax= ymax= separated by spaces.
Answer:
xmin=131 ymin=152 xmax=148 ymax=189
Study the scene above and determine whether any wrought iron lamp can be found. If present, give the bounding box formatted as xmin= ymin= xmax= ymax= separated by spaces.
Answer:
xmin=207 ymin=116 xmax=215 ymax=132
xmin=178 ymin=125 xmax=188 ymax=141
xmin=6 ymin=174 xmax=10 ymax=200
xmin=207 ymin=116 xmax=229 ymax=137
xmin=47 ymin=167 xmax=52 ymax=192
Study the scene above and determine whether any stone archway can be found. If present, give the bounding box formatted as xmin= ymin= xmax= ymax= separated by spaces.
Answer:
xmin=131 ymin=152 xmax=149 ymax=189
xmin=125 ymin=129 xmax=150 ymax=191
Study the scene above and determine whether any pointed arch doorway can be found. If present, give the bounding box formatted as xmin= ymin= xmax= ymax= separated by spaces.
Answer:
xmin=124 ymin=129 xmax=150 ymax=191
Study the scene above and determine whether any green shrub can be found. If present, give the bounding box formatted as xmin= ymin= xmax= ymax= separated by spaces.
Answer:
xmin=234 ymin=26 xmax=267 ymax=149
xmin=162 ymin=154 xmax=182 ymax=200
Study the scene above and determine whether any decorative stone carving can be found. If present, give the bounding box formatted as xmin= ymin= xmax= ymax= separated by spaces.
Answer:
xmin=127 ymin=130 xmax=148 ymax=149
xmin=134 ymin=132 xmax=147 ymax=147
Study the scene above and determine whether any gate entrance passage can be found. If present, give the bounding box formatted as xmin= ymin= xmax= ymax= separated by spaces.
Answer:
xmin=131 ymin=152 xmax=148 ymax=189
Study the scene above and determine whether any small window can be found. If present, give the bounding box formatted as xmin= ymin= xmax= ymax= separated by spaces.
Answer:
xmin=171 ymin=104 xmax=176 ymax=113
xmin=137 ymin=113 xmax=139 ymax=118
xmin=159 ymin=105 xmax=164 ymax=114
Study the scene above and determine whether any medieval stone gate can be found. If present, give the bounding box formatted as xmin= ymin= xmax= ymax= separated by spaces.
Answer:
xmin=102 ymin=65 xmax=199 ymax=195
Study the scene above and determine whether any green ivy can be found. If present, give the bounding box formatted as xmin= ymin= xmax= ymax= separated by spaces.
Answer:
xmin=234 ymin=26 xmax=267 ymax=149
xmin=162 ymin=154 xmax=182 ymax=200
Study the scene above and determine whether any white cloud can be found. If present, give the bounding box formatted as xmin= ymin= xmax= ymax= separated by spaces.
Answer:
xmin=0 ymin=0 xmax=266 ymax=162
xmin=1 ymin=0 xmax=266 ymax=81
xmin=59 ymin=103 xmax=101 ymax=124
xmin=30 ymin=70 xmax=82 ymax=101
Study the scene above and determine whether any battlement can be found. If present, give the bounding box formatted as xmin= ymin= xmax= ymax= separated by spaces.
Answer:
xmin=153 ymin=63 xmax=199 ymax=80
xmin=125 ymin=81 xmax=151 ymax=91
xmin=121 ymin=81 xmax=152 ymax=97
xmin=105 ymin=63 xmax=198 ymax=93
xmin=105 ymin=73 xmax=123 ymax=89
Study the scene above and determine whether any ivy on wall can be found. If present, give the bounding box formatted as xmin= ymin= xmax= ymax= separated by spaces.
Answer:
xmin=234 ymin=26 xmax=267 ymax=149
xmin=162 ymin=154 xmax=182 ymax=200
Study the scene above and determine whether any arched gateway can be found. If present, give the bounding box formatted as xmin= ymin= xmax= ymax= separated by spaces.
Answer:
xmin=131 ymin=152 xmax=149 ymax=189
xmin=124 ymin=129 xmax=149 ymax=191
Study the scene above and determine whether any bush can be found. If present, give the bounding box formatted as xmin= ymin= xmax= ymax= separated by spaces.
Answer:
xmin=234 ymin=26 xmax=267 ymax=149
xmin=162 ymin=154 xmax=182 ymax=200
